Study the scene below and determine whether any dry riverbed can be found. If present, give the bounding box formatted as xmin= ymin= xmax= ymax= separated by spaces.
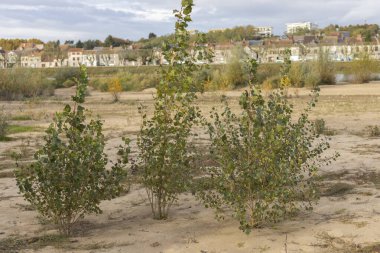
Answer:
xmin=1 ymin=83 xmax=380 ymax=252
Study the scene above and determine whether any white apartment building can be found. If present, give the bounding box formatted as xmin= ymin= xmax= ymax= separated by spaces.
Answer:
xmin=82 ymin=50 xmax=97 ymax=67
xmin=286 ymin=22 xmax=318 ymax=34
xmin=256 ymin=26 xmax=273 ymax=37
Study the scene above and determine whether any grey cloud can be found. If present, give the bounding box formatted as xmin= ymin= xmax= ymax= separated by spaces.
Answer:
xmin=0 ymin=0 xmax=378 ymax=41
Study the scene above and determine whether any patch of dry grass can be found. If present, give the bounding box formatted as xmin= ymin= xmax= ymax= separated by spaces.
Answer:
xmin=315 ymin=232 xmax=380 ymax=253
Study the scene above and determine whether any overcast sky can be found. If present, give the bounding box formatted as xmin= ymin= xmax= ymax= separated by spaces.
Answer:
xmin=0 ymin=0 xmax=378 ymax=42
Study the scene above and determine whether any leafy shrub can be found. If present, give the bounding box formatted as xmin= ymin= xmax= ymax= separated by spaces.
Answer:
xmin=289 ymin=62 xmax=307 ymax=87
xmin=207 ymin=68 xmax=230 ymax=90
xmin=225 ymin=60 xmax=246 ymax=88
xmin=15 ymin=65 xmax=128 ymax=236
xmin=257 ymin=64 xmax=280 ymax=84
xmin=89 ymin=78 xmax=108 ymax=92
xmin=62 ymin=79 xmax=76 ymax=88
xmin=262 ymin=76 xmax=280 ymax=90
xmin=314 ymin=118 xmax=326 ymax=135
xmin=53 ymin=68 xmax=81 ymax=88
xmin=316 ymin=50 xmax=336 ymax=85
xmin=304 ymin=66 xmax=321 ymax=88
xmin=198 ymin=59 xmax=337 ymax=233
xmin=289 ymin=62 xmax=320 ymax=88
xmin=108 ymin=78 xmax=123 ymax=102
xmin=366 ymin=125 xmax=380 ymax=137
xmin=313 ymin=118 xmax=337 ymax=136
xmin=351 ymin=53 xmax=378 ymax=83
xmin=0 ymin=69 xmax=54 ymax=100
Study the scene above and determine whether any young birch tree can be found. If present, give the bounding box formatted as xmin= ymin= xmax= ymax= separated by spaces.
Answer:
xmin=137 ymin=0 xmax=212 ymax=220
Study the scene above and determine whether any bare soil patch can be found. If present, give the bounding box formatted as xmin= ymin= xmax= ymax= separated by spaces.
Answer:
xmin=1 ymin=82 xmax=380 ymax=252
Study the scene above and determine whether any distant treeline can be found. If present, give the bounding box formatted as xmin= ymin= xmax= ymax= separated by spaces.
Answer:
xmin=0 ymin=38 xmax=44 ymax=51
xmin=2 ymin=23 xmax=379 ymax=52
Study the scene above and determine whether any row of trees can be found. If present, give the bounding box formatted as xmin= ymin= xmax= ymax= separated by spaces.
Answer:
xmin=0 ymin=38 xmax=43 ymax=51
xmin=0 ymin=35 xmax=131 ymax=52
xmin=322 ymin=24 xmax=379 ymax=40
xmin=293 ymin=23 xmax=379 ymax=42
xmin=14 ymin=0 xmax=335 ymax=237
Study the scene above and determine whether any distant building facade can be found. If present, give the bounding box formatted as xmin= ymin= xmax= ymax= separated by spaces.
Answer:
xmin=256 ymin=26 xmax=273 ymax=37
xmin=68 ymin=48 xmax=84 ymax=67
xmin=286 ymin=22 xmax=318 ymax=34
xmin=21 ymin=51 xmax=42 ymax=68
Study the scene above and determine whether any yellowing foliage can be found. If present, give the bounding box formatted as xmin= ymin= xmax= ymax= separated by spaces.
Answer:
xmin=108 ymin=78 xmax=123 ymax=102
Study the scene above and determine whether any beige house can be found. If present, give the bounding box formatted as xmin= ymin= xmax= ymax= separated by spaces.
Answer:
xmin=212 ymin=44 xmax=233 ymax=64
xmin=21 ymin=52 xmax=42 ymax=68
xmin=68 ymin=48 xmax=84 ymax=67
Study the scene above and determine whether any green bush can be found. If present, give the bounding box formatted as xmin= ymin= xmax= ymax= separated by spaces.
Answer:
xmin=15 ymin=66 xmax=128 ymax=236
xmin=53 ymin=68 xmax=81 ymax=88
xmin=289 ymin=56 xmax=334 ymax=88
xmin=89 ymin=78 xmax=108 ymax=92
xmin=351 ymin=53 xmax=378 ymax=83
xmin=62 ymin=79 xmax=76 ymax=88
xmin=289 ymin=62 xmax=308 ymax=87
xmin=198 ymin=59 xmax=338 ymax=233
xmin=262 ymin=76 xmax=280 ymax=90
xmin=316 ymin=50 xmax=336 ymax=85
xmin=366 ymin=125 xmax=380 ymax=137
xmin=0 ymin=69 xmax=55 ymax=100
xmin=257 ymin=64 xmax=281 ymax=84
xmin=314 ymin=118 xmax=326 ymax=135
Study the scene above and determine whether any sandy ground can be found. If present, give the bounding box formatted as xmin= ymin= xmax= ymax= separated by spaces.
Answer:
xmin=1 ymin=82 xmax=380 ymax=252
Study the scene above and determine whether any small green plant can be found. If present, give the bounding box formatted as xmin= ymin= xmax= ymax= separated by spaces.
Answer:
xmin=108 ymin=78 xmax=123 ymax=102
xmin=314 ymin=118 xmax=336 ymax=136
xmin=136 ymin=0 xmax=212 ymax=220
xmin=314 ymin=118 xmax=326 ymax=135
xmin=198 ymin=59 xmax=337 ymax=234
xmin=15 ymin=65 xmax=129 ymax=236
xmin=366 ymin=125 xmax=380 ymax=137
